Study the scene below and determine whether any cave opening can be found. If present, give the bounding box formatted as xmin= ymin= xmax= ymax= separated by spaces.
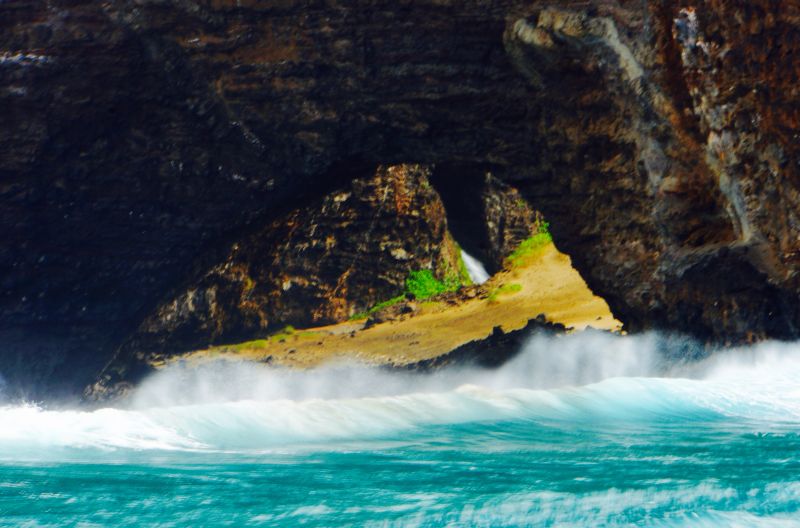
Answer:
xmin=87 ymin=161 xmax=622 ymax=399
xmin=429 ymin=163 xmax=547 ymax=278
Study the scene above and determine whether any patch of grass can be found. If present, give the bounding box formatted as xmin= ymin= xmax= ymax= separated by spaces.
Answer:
xmin=227 ymin=339 xmax=269 ymax=352
xmin=504 ymin=221 xmax=553 ymax=269
xmin=268 ymin=325 xmax=295 ymax=340
xmin=213 ymin=326 xmax=320 ymax=353
xmin=406 ymin=269 xmax=461 ymax=300
xmin=349 ymin=295 xmax=406 ymax=321
xmin=487 ymin=282 xmax=523 ymax=303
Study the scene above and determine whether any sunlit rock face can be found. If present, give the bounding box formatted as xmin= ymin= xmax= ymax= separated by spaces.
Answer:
xmin=2 ymin=1 xmax=800 ymax=397
xmin=121 ymin=164 xmax=462 ymax=357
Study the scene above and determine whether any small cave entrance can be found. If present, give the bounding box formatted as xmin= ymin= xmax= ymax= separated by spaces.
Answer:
xmin=429 ymin=164 xmax=543 ymax=277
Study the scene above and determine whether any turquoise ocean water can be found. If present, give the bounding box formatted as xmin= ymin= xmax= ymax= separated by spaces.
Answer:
xmin=2 ymin=332 xmax=800 ymax=527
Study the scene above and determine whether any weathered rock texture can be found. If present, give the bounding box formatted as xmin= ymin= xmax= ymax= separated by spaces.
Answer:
xmin=3 ymin=1 xmax=800 ymax=398
xmin=123 ymin=164 xmax=461 ymax=357
xmin=503 ymin=3 xmax=800 ymax=343
xmin=89 ymin=163 xmax=467 ymax=399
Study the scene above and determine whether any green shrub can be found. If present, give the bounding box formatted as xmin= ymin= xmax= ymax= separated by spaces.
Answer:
xmin=351 ymin=256 xmax=470 ymax=320
xmin=405 ymin=269 xmax=460 ymax=300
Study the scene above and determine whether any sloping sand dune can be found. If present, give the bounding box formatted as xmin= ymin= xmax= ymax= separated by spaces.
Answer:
xmin=165 ymin=244 xmax=621 ymax=369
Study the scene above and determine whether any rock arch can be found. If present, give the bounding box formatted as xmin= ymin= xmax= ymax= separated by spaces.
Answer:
xmin=2 ymin=1 xmax=799 ymax=398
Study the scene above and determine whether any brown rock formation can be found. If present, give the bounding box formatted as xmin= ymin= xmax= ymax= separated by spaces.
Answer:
xmin=503 ymin=3 xmax=800 ymax=343
xmin=121 ymin=163 xmax=463 ymax=356
xmin=3 ymin=1 xmax=800 ymax=398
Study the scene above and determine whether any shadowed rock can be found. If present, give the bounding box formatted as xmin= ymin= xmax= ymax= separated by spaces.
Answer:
xmin=2 ymin=1 xmax=800 ymax=398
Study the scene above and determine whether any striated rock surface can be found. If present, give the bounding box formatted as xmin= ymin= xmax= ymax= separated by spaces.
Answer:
xmin=3 ymin=1 xmax=800 ymax=397
xmin=502 ymin=3 xmax=800 ymax=343
xmin=104 ymin=164 xmax=464 ymax=379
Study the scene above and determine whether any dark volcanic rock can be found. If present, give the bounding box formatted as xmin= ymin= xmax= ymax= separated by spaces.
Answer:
xmin=400 ymin=315 xmax=567 ymax=372
xmin=110 ymin=164 xmax=463 ymax=364
xmin=501 ymin=4 xmax=800 ymax=343
xmin=3 ymin=1 xmax=800 ymax=398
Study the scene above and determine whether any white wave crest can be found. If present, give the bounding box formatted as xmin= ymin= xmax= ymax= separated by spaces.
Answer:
xmin=2 ymin=332 xmax=800 ymax=457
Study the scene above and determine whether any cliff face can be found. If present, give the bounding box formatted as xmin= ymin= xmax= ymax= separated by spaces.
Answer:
xmin=503 ymin=3 xmax=800 ymax=343
xmin=88 ymin=163 xmax=469 ymax=399
xmin=123 ymin=164 xmax=463 ymax=356
xmin=2 ymin=1 xmax=800 ymax=398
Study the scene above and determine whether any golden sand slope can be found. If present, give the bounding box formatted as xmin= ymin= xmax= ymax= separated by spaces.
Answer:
xmin=163 ymin=244 xmax=621 ymax=369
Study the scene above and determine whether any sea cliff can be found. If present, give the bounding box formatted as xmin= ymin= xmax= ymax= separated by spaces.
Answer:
xmin=3 ymin=1 xmax=800 ymax=399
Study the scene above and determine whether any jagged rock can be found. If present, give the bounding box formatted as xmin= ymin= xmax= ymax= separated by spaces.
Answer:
xmin=90 ymin=164 xmax=464 ymax=394
xmin=502 ymin=3 xmax=800 ymax=343
xmin=3 ymin=1 xmax=800 ymax=398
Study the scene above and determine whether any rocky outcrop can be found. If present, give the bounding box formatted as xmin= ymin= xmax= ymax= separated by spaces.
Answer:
xmin=400 ymin=316 xmax=567 ymax=371
xmin=3 ymin=1 xmax=800 ymax=398
xmin=113 ymin=164 xmax=464 ymax=361
xmin=502 ymin=4 xmax=800 ymax=343
xmin=86 ymin=163 xmax=471 ymax=401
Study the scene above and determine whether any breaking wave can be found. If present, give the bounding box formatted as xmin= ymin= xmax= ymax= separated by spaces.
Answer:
xmin=2 ymin=332 xmax=800 ymax=457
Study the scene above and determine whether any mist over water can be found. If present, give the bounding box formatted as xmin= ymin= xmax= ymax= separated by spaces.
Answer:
xmin=131 ymin=330 xmax=664 ymax=407
xmin=4 ymin=331 xmax=800 ymax=526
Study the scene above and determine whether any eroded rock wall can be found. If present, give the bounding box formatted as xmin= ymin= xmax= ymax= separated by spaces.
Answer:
xmin=502 ymin=2 xmax=800 ymax=343
xmin=120 ymin=164 xmax=462 ymax=354
xmin=3 ymin=0 xmax=800 ymax=397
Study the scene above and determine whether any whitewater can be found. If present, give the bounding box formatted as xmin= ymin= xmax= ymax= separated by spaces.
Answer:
xmin=3 ymin=332 xmax=800 ymax=527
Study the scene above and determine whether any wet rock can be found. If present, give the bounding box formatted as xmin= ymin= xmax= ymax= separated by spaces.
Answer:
xmin=399 ymin=317 xmax=567 ymax=372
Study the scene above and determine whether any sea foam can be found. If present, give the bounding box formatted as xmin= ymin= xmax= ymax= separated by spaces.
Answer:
xmin=2 ymin=332 xmax=800 ymax=458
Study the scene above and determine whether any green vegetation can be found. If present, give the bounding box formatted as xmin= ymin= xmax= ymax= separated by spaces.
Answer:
xmin=504 ymin=221 xmax=553 ymax=268
xmin=406 ymin=269 xmax=461 ymax=300
xmin=227 ymin=339 xmax=269 ymax=352
xmin=216 ymin=325 xmax=322 ymax=351
xmin=349 ymin=295 xmax=405 ymax=321
xmin=487 ymin=283 xmax=523 ymax=303
xmin=350 ymin=255 xmax=471 ymax=320
xmin=267 ymin=325 xmax=296 ymax=341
